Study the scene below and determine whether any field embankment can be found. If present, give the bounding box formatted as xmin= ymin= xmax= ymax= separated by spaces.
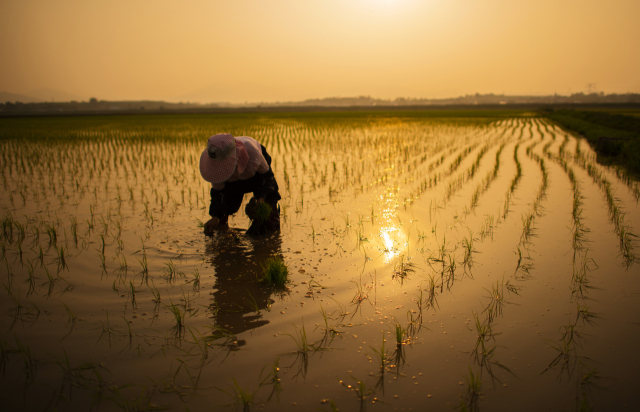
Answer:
xmin=546 ymin=109 xmax=640 ymax=176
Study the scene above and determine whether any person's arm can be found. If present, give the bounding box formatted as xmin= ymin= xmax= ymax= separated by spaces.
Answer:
xmin=253 ymin=169 xmax=279 ymax=202
xmin=204 ymin=187 xmax=226 ymax=235
xmin=209 ymin=187 xmax=227 ymax=219
xmin=252 ymin=145 xmax=281 ymax=203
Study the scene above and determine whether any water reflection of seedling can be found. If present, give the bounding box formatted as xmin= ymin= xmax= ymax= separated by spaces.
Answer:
xmin=351 ymin=377 xmax=372 ymax=412
xmin=163 ymin=260 xmax=184 ymax=283
xmin=219 ymin=378 xmax=255 ymax=412
xmin=355 ymin=228 xmax=368 ymax=248
xmin=462 ymin=230 xmax=475 ymax=269
xmin=351 ymin=274 xmax=372 ymax=306
xmin=308 ymin=224 xmax=317 ymax=243
xmin=45 ymin=224 xmax=57 ymax=246
xmin=286 ymin=323 xmax=314 ymax=354
xmin=55 ymin=244 xmax=68 ymax=270
xmin=4 ymin=283 xmax=26 ymax=321
xmin=391 ymin=322 xmax=407 ymax=372
xmin=571 ymin=252 xmax=597 ymax=299
xmin=260 ymin=256 xmax=289 ymax=288
xmin=97 ymin=310 xmax=119 ymax=347
xmin=128 ymin=280 xmax=137 ymax=307
xmin=472 ymin=311 xmax=495 ymax=355
xmin=167 ymin=301 xmax=186 ymax=338
xmin=369 ymin=333 xmax=388 ymax=376
xmin=149 ymin=283 xmax=161 ymax=313
xmin=423 ymin=275 xmax=439 ymax=310
xmin=245 ymin=290 xmax=261 ymax=314
xmin=186 ymin=268 xmax=201 ymax=292
xmin=483 ymin=279 xmax=509 ymax=322
xmin=458 ymin=366 xmax=482 ymax=412
xmin=97 ymin=234 xmax=107 ymax=272
xmin=14 ymin=337 xmax=38 ymax=389
xmin=25 ymin=260 xmax=37 ymax=296
xmin=136 ymin=240 xmax=149 ymax=280
xmin=317 ymin=306 xmax=341 ymax=345
xmin=392 ymin=255 xmax=415 ymax=283
xmin=117 ymin=253 xmax=128 ymax=273
xmin=259 ymin=357 xmax=282 ymax=402
xmin=284 ymin=322 xmax=329 ymax=379
xmin=52 ymin=351 xmax=109 ymax=405
xmin=576 ymin=304 xmax=599 ymax=326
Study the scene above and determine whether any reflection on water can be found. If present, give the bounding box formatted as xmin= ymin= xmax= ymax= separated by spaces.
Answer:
xmin=205 ymin=230 xmax=283 ymax=337
xmin=377 ymin=191 xmax=407 ymax=263
xmin=380 ymin=228 xmax=400 ymax=262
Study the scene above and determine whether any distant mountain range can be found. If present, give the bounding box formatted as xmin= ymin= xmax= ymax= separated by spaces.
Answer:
xmin=0 ymin=92 xmax=44 ymax=103
xmin=0 ymin=88 xmax=85 ymax=103
xmin=1 ymin=92 xmax=639 ymax=115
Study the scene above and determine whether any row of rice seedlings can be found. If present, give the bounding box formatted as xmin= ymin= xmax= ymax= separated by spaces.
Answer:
xmin=513 ymin=139 xmax=550 ymax=257
xmin=467 ymin=277 xmax=518 ymax=392
xmin=499 ymin=142 xmax=523 ymax=220
xmin=0 ymin=332 xmax=203 ymax=410
xmin=544 ymin=143 xmax=589 ymax=260
xmin=458 ymin=128 xmax=550 ymax=398
xmin=468 ymin=143 xmax=506 ymax=211
xmin=609 ymin=165 xmax=640 ymax=201
xmin=392 ymin=122 xmax=506 ymax=216
xmin=572 ymin=136 xmax=640 ymax=201
xmin=568 ymin=149 xmax=636 ymax=267
xmin=443 ymin=143 xmax=494 ymax=202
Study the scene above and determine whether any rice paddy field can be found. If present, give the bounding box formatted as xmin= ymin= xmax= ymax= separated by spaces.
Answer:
xmin=0 ymin=111 xmax=639 ymax=411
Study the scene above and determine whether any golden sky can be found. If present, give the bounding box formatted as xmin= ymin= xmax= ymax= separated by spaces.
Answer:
xmin=1 ymin=0 xmax=639 ymax=103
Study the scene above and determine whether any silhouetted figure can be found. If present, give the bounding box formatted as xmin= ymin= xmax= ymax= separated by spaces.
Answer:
xmin=199 ymin=133 xmax=281 ymax=235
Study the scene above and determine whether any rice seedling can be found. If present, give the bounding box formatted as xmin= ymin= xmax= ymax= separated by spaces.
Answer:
xmin=350 ymin=377 xmax=371 ymax=411
xmin=260 ymin=256 xmax=289 ymax=288
xmin=571 ymin=251 xmax=597 ymax=300
xmin=576 ymin=304 xmax=599 ymax=326
xmin=128 ymin=280 xmax=136 ymax=307
xmin=55 ymin=244 xmax=68 ymax=270
xmin=286 ymin=323 xmax=314 ymax=353
xmin=462 ymin=229 xmax=475 ymax=268
xmin=186 ymin=268 xmax=201 ymax=292
xmin=244 ymin=290 xmax=261 ymax=314
xmin=369 ymin=333 xmax=388 ymax=374
xmin=167 ymin=300 xmax=186 ymax=339
xmin=45 ymin=223 xmax=57 ymax=246
xmin=218 ymin=378 xmax=256 ymax=412
xmin=423 ymin=275 xmax=439 ymax=310
xmin=14 ymin=337 xmax=38 ymax=389
xmin=483 ymin=279 xmax=507 ymax=322
xmin=163 ymin=259 xmax=184 ymax=282
xmin=351 ymin=274 xmax=372 ymax=305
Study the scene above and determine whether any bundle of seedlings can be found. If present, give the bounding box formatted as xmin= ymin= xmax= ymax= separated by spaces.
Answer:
xmin=260 ymin=255 xmax=289 ymax=288
xmin=245 ymin=197 xmax=273 ymax=236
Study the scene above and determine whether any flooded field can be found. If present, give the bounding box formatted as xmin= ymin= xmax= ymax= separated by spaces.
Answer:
xmin=0 ymin=112 xmax=639 ymax=411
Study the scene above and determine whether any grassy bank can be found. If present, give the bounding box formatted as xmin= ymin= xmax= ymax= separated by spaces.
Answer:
xmin=546 ymin=109 xmax=640 ymax=177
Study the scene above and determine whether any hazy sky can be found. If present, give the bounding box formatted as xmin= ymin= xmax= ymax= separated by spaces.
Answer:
xmin=1 ymin=0 xmax=639 ymax=103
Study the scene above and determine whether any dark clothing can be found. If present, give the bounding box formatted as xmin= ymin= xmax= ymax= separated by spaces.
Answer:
xmin=209 ymin=145 xmax=281 ymax=220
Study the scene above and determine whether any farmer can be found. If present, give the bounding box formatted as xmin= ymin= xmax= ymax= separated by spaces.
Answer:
xmin=199 ymin=133 xmax=281 ymax=235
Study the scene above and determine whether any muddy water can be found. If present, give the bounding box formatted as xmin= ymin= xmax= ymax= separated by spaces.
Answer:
xmin=0 ymin=114 xmax=639 ymax=411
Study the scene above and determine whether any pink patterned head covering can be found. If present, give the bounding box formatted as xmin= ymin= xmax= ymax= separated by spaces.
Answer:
xmin=199 ymin=134 xmax=249 ymax=184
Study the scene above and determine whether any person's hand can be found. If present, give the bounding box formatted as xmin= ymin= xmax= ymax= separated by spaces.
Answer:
xmin=204 ymin=217 xmax=219 ymax=236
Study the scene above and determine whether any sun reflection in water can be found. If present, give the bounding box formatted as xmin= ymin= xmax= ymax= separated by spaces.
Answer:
xmin=377 ymin=192 xmax=407 ymax=263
